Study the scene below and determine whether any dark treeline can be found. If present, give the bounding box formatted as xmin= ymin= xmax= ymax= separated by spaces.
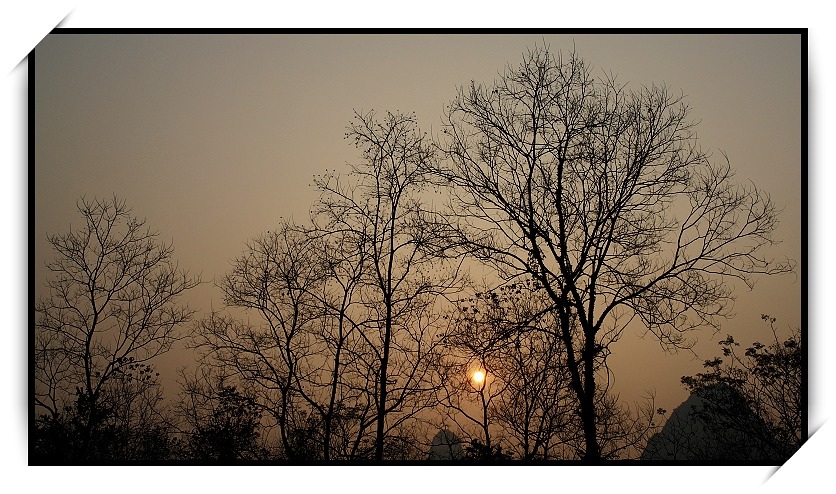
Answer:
xmin=33 ymin=46 xmax=800 ymax=464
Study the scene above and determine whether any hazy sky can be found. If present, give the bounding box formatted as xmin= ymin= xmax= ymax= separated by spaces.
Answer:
xmin=34 ymin=33 xmax=802 ymax=427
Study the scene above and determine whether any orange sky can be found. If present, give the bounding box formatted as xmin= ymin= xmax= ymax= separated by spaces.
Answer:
xmin=33 ymin=33 xmax=802 ymax=428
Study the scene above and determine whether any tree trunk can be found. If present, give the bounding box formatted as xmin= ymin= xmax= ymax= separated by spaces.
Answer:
xmin=580 ymin=327 xmax=601 ymax=461
xmin=375 ymin=315 xmax=391 ymax=460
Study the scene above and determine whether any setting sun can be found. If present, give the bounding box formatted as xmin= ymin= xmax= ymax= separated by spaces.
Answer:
xmin=471 ymin=370 xmax=486 ymax=385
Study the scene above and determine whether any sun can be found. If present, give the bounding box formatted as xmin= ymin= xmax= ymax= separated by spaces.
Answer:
xmin=471 ymin=369 xmax=486 ymax=385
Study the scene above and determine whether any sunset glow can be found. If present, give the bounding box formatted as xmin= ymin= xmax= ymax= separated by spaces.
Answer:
xmin=471 ymin=369 xmax=486 ymax=385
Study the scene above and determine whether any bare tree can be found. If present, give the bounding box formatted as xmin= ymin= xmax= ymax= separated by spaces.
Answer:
xmin=193 ymin=222 xmax=325 ymax=459
xmin=487 ymin=286 xmax=577 ymax=459
xmin=194 ymin=221 xmax=389 ymax=460
xmin=34 ymin=195 xmax=199 ymax=461
xmin=103 ymin=360 xmax=175 ymax=460
xmin=437 ymin=338 xmax=504 ymax=456
xmin=437 ymin=46 xmax=793 ymax=460
xmin=300 ymin=226 xmax=372 ymax=459
xmin=313 ymin=110 xmax=463 ymax=459
xmin=438 ymin=283 xmax=521 ymax=457
xmin=440 ymin=281 xmax=648 ymax=460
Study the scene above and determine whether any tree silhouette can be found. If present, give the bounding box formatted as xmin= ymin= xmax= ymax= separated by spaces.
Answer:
xmin=440 ymin=282 xmax=662 ymax=459
xmin=192 ymin=221 xmax=395 ymax=460
xmin=180 ymin=373 xmax=265 ymax=461
xmin=313 ymin=110 xmax=463 ymax=460
xmin=34 ymin=47 xmax=797 ymax=465
xmin=463 ymin=438 xmax=512 ymax=461
xmin=34 ymin=196 xmax=199 ymax=462
xmin=439 ymin=282 xmax=565 ymax=458
xmin=436 ymin=46 xmax=793 ymax=460
xmin=192 ymin=223 xmax=326 ymax=459
xmin=33 ymin=359 xmax=176 ymax=462
xmin=680 ymin=315 xmax=802 ymax=462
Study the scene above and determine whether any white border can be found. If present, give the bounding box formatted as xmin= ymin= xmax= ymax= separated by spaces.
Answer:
xmin=4 ymin=2 xmax=828 ymax=492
